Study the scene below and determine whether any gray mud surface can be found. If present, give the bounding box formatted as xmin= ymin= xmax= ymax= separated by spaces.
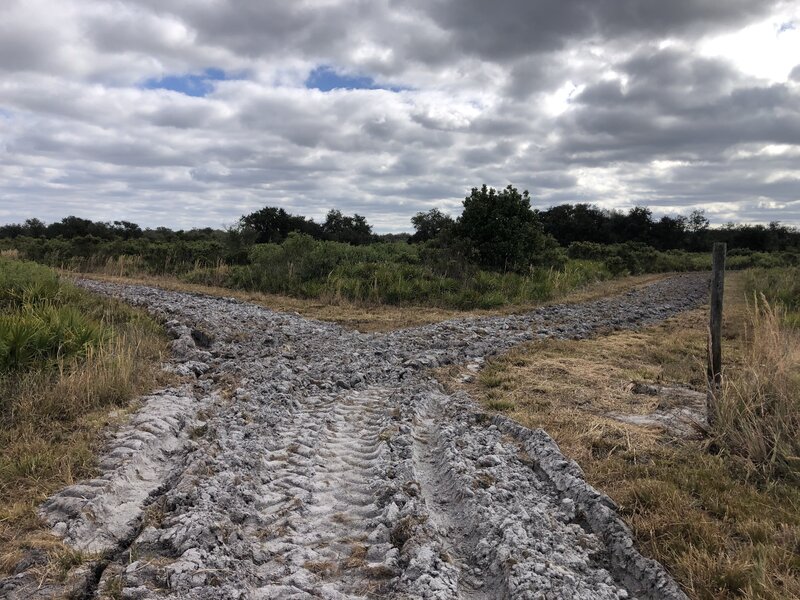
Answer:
xmin=2 ymin=274 xmax=707 ymax=600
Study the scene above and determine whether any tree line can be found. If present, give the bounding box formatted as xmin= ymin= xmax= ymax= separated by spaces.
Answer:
xmin=2 ymin=186 xmax=799 ymax=273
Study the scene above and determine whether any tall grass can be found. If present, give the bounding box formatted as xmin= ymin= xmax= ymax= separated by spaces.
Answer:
xmin=713 ymin=295 xmax=800 ymax=481
xmin=713 ymin=266 xmax=800 ymax=480
xmin=742 ymin=266 xmax=800 ymax=327
xmin=0 ymin=257 xmax=166 ymax=575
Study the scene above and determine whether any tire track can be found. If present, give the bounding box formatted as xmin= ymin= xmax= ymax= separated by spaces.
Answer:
xmin=254 ymin=388 xmax=398 ymax=598
xmin=412 ymin=397 xmax=496 ymax=599
xmin=409 ymin=388 xmax=633 ymax=599
xmin=1 ymin=275 xmax=706 ymax=599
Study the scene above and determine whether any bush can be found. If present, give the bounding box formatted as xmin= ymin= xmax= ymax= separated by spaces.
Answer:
xmin=220 ymin=234 xmax=605 ymax=309
xmin=456 ymin=185 xmax=562 ymax=272
xmin=568 ymin=241 xmax=714 ymax=274
xmin=0 ymin=257 xmax=166 ymax=573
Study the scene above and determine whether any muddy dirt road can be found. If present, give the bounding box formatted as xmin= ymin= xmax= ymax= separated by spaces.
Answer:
xmin=2 ymin=275 xmax=707 ymax=600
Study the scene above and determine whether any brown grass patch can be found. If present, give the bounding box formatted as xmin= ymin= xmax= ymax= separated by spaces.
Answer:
xmin=713 ymin=296 xmax=800 ymax=481
xmin=304 ymin=560 xmax=337 ymax=577
xmin=448 ymin=272 xmax=800 ymax=599
xmin=343 ymin=543 xmax=368 ymax=570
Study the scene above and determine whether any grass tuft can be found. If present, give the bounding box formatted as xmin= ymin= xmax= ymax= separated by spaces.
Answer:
xmin=712 ymin=295 xmax=800 ymax=482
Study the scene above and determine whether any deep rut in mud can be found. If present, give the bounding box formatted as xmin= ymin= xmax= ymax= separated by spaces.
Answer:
xmin=1 ymin=274 xmax=708 ymax=600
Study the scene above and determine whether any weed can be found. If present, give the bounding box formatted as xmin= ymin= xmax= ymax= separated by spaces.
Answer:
xmin=51 ymin=546 xmax=87 ymax=579
xmin=101 ymin=572 xmax=124 ymax=599
xmin=473 ymin=472 xmax=497 ymax=489
xmin=390 ymin=515 xmax=427 ymax=549
xmin=488 ymin=397 xmax=516 ymax=411
xmin=378 ymin=427 xmax=396 ymax=442
xmin=190 ymin=424 xmax=209 ymax=440
xmin=343 ymin=543 xmax=368 ymax=570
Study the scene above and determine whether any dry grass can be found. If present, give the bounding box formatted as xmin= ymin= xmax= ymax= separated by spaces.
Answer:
xmin=0 ymin=271 xmax=168 ymax=578
xmin=343 ymin=542 xmax=368 ymax=570
xmin=304 ymin=560 xmax=337 ymax=577
xmin=71 ymin=271 xmax=669 ymax=333
xmin=713 ymin=296 xmax=800 ymax=481
xmin=446 ymin=272 xmax=800 ymax=599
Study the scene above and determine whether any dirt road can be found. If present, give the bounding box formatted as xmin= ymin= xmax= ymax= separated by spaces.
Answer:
xmin=2 ymin=275 xmax=707 ymax=599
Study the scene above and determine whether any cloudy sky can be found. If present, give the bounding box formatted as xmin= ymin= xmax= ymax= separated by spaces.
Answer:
xmin=1 ymin=0 xmax=799 ymax=232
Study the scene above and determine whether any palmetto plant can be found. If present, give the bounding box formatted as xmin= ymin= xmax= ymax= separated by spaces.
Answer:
xmin=0 ymin=262 xmax=106 ymax=372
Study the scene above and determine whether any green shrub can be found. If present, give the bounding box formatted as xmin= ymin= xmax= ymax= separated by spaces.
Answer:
xmin=0 ymin=258 xmax=107 ymax=372
xmin=568 ymin=241 xmax=715 ymax=274
xmin=227 ymin=234 xmax=608 ymax=308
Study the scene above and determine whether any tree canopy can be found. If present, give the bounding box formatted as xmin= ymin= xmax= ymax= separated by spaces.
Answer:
xmin=455 ymin=185 xmax=560 ymax=271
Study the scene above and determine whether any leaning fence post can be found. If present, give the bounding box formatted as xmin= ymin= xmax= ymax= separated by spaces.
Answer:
xmin=707 ymin=242 xmax=726 ymax=427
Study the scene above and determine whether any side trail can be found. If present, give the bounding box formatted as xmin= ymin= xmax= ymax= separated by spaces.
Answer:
xmin=1 ymin=275 xmax=708 ymax=600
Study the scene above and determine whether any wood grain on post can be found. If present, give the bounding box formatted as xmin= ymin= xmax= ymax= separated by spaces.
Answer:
xmin=707 ymin=242 xmax=726 ymax=426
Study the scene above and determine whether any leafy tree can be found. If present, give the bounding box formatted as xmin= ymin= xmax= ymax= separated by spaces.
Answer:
xmin=144 ymin=226 xmax=178 ymax=242
xmin=110 ymin=220 xmax=143 ymax=240
xmin=375 ymin=232 xmax=411 ymax=243
xmin=240 ymin=206 xmax=322 ymax=244
xmin=687 ymin=209 xmax=710 ymax=251
xmin=23 ymin=218 xmax=47 ymax=238
xmin=456 ymin=184 xmax=561 ymax=271
xmin=651 ymin=215 xmax=687 ymax=250
xmin=0 ymin=223 xmax=24 ymax=238
xmin=224 ymin=224 xmax=257 ymax=264
xmin=322 ymin=210 xmax=373 ymax=245
xmin=621 ymin=207 xmax=654 ymax=243
xmin=688 ymin=209 xmax=710 ymax=233
xmin=538 ymin=203 xmax=611 ymax=245
xmin=46 ymin=216 xmax=96 ymax=239
xmin=409 ymin=209 xmax=455 ymax=243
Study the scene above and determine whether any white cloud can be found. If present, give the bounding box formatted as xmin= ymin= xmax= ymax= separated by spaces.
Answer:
xmin=700 ymin=6 xmax=800 ymax=82
xmin=0 ymin=0 xmax=798 ymax=231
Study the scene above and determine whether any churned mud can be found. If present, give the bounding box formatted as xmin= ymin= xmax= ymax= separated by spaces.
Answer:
xmin=2 ymin=274 xmax=707 ymax=599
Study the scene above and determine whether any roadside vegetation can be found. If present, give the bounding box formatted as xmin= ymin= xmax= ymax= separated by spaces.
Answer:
xmin=743 ymin=266 xmax=800 ymax=326
xmin=2 ymin=185 xmax=798 ymax=310
xmin=0 ymin=255 xmax=166 ymax=578
xmin=712 ymin=266 xmax=800 ymax=482
xmin=451 ymin=270 xmax=799 ymax=599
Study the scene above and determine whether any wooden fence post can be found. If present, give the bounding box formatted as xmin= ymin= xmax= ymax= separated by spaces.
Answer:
xmin=707 ymin=242 xmax=726 ymax=427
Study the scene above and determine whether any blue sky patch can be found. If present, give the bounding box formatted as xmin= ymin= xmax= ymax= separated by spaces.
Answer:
xmin=306 ymin=66 xmax=405 ymax=92
xmin=143 ymin=68 xmax=228 ymax=97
